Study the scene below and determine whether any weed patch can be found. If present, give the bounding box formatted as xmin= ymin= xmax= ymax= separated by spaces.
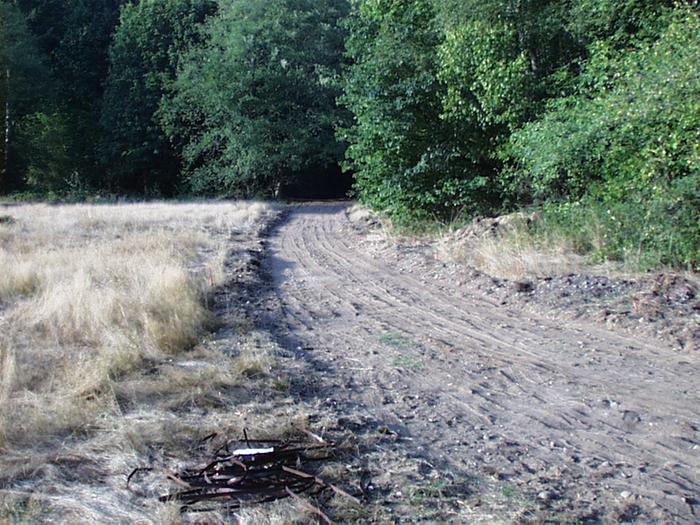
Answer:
xmin=379 ymin=332 xmax=418 ymax=350
xmin=392 ymin=355 xmax=425 ymax=371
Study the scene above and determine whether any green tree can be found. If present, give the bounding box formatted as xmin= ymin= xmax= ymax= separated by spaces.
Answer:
xmin=341 ymin=0 xmax=449 ymax=223
xmin=15 ymin=111 xmax=72 ymax=191
xmin=507 ymin=7 xmax=699 ymax=267
xmin=14 ymin=0 xmax=67 ymax=54
xmin=566 ymin=0 xmax=673 ymax=48
xmin=8 ymin=0 xmax=124 ymax=192
xmin=54 ymin=0 xmax=124 ymax=187
xmin=161 ymin=0 xmax=349 ymax=197
xmin=100 ymin=0 xmax=216 ymax=194
xmin=0 ymin=0 xmax=54 ymax=192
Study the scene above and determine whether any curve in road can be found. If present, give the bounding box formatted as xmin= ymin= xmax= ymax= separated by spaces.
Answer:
xmin=267 ymin=203 xmax=699 ymax=522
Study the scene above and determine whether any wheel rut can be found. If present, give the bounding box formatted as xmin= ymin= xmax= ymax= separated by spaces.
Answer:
xmin=265 ymin=203 xmax=699 ymax=522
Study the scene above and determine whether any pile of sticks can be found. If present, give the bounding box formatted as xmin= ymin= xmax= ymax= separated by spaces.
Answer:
xmin=128 ymin=433 xmax=355 ymax=517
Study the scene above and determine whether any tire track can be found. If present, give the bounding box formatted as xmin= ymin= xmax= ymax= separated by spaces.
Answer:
xmin=267 ymin=204 xmax=699 ymax=521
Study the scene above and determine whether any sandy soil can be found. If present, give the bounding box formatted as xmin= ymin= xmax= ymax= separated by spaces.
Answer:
xmin=257 ymin=203 xmax=699 ymax=523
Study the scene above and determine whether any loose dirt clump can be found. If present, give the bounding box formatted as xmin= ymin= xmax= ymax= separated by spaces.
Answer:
xmin=528 ymin=272 xmax=699 ymax=350
xmin=425 ymin=211 xmax=699 ymax=351
xmin=447 ymin=212 xmax=541 ymax=243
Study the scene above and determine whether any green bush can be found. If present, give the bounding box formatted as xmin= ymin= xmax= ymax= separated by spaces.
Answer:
xmin=16 ymin=112 xmax=72 ymax=192
xmin=341 ymin=0 xmax=508 ymax=226
xmin=538 ymin=175 xmax=699 ymax=269
xmin=506 ymin=7 xmax=699 ymax=268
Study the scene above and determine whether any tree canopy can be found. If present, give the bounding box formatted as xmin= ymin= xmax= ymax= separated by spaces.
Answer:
xmin=1 ymin=0 xmax=54 ymax=191
xmin=161 ymin=0 xmax=349 ymax=197
xmin=100 ymin=0 xmax=216 ymax=195
xmin=1 ymin=0 xmax=697 ymax=267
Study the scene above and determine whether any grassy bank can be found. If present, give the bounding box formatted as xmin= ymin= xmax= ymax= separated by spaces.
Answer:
xmin=0 ymin=201 xmax=320 ymax=522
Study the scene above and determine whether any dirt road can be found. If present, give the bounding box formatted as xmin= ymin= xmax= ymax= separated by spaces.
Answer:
xmin=264 ymin=204 xmax=699 ymax=522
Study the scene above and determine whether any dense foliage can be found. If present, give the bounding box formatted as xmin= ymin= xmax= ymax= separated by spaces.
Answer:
xmin=1 ymin=0 xmax=55 ymax=191
xmin=100 ymin=0 xmax=216 ymax=194
xmin=4 ymin=0 xmax=125 ymax=192
xmin=341 ymin=0 xmax=697 ymax=268
xmin=507 ymin=8 xmax=699 ymax=267
xmin=340 ymin=0 xmax=453 ymax=222
xmin=1 ymin=0 xmax=697 ymax=268
xmin=161 ymin=0 xmax=348 ymax=197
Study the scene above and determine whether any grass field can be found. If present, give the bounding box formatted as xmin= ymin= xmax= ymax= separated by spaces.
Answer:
xmin=0 ymin=201 xmax=316 ymax=522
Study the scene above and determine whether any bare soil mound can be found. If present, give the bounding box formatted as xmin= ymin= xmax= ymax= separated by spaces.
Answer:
xmin=433 ymin=213 xmax=700 ymax=352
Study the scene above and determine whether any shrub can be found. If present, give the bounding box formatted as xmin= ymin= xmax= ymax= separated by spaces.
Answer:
xmin=506 ymin=7 xmax=699 ymax=268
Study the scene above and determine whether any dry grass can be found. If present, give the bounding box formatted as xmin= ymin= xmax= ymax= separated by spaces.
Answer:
xmin=347 ymin=204 xmax=586 ymax=282
xmin=0 ymin=201 xmax=275 ymax=444
xmin=451 ymin=235 xmax=585 ymax=280
xmin=0 ymin=200 xmax=318 ymax=522
xmin=438 ymin=217 xmax=587 ymax=281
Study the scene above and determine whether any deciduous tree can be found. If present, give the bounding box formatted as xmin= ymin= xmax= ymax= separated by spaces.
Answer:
xmin=161 ymin=0 xmax=349 ymax=197
xmin=0 ymin=0 xmax=53 ymax=191
xmin=100 ymin=0 xmax=216 ymax=194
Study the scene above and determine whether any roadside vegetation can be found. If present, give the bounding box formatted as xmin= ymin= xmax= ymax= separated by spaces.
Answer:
xmin=343 ymin=1 xmax=699 ymax=270
xmin=0 ymin=201 xmax=269 ymax=445
xmin=1 ymin=0 xmax=697 ymax=270
xmin=0 ymin=201 xmax=326 ymax=521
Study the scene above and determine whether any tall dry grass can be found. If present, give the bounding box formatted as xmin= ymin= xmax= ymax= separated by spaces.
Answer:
xmin=0 ymin=201 xmax=318 ymax=522
xmin=0 ymin=201 xmax=274 ymax=446
xmin=437 ymin=216 xmax=587 ymax=280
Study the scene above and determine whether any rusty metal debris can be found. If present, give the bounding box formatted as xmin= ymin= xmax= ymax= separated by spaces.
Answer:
xmin=127 ymin=432 xmax=356 ymax=516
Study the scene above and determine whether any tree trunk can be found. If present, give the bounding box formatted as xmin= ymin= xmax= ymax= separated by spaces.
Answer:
xmin=1 ymin=68 xmax=9 ymax=192
xmin=512 ymin=0 xmax=538 ymax=74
